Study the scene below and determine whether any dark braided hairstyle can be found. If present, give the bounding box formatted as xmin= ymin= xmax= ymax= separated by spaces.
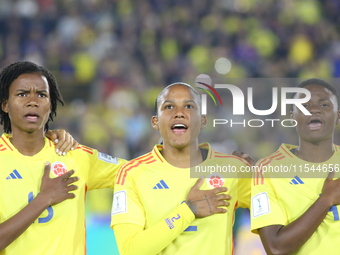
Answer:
xmin=0 ymin=61 xmax=64 ymax=133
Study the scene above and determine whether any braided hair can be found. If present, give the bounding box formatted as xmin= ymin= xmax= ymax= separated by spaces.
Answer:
xmin=0 ymin=61 xmax=64 ymax=133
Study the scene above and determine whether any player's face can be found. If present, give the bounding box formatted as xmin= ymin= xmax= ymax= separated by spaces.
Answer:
xmin=152 ymin=85 xmax=206 ymax=149
xmin=291 ymin=84 xmax=340 ymax=143
xmin=1 ymin=73 xmax=51 ymax=134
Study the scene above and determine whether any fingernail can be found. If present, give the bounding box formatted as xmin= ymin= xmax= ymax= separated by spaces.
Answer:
xmin=45 ymin=161 xmax=50 ymax=165
xmin=71 ymin=147 xmax=74 ymax=150
xmin=76 ymin=185 xmax=79 ymax=189
xmin=77 ymin=177 xmax=80 ymax=180
xmin=59 ymin=151 xmax=62 ymax=156
xmin=56 ymin=148 xmax=59 ymax=153
xmin=200 ymin=175 xmax=204 ymax=178
xmin=55 ymin=139 xmax=59 ymax=143
xmin=63 ymin=152 xmax=66 ymax=156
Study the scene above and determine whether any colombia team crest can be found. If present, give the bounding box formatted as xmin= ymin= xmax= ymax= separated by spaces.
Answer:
xmin=51 ymin=161 xmax=68 ymax=177
xmin=207 ymin=173 xmax=225 ymax=188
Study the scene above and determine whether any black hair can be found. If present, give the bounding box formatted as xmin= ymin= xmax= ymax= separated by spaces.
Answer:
xmin=294 ymin=78 xmax=339 ymax=110
xmin=154 ymin=82 xmax=201 ymax=116
xmin=0 ymin=61 xmax=64 ymax=133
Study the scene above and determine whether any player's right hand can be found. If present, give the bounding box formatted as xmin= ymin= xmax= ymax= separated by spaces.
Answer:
xmin=185 ymin=177 xmax=231 ymax=218
xmin=39 ymin=162 xmax=79 ymax=206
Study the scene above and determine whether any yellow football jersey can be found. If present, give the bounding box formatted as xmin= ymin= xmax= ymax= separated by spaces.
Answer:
xmin=0 ymin=133 xmax=126 ymax=255
xmin=111 ymin=143 xmax=251 ymax=255
xmin=251 ymin=143 xmax=340 ymax=255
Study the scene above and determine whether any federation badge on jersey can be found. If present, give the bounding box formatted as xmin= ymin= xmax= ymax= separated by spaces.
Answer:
xmin=51 ymin=161 xmax=68 ymax=177
xmin=207 ymin=173 xmax=225 ymax=188
xmin=252 ymin=192 xmax=270 ymax=218
xmin=112 ymin=190 xmax=127 ymax=215
xmin=98 ymin=152 xmax=118 ymax=164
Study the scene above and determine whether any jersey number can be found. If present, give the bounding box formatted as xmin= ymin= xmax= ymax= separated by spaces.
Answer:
xmin=28 ymin=192 xmax=54 ymax=223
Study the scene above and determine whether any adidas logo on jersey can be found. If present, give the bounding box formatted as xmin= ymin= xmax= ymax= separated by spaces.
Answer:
xmin=153 ymin=180 xmax=169 ymax=189
xmin=6 ymin=169 xmax=22 ymax=180
xmin=290 ymin=176 xmax=304 ymax=185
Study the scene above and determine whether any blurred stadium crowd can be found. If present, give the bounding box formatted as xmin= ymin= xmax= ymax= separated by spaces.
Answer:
xmin=1 ymin=0 xmax=340 ymax=254
xmin=1 ymin=0 xmax=340 ymax=158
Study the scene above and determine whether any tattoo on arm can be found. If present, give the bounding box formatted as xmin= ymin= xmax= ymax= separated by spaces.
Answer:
xmin=205 ymin=195 xmax=212 ymax=213
xmin=186 ymin=200 xmax=197 ymax=215
xmin=187 ymin=195 xmax=213 ymax=215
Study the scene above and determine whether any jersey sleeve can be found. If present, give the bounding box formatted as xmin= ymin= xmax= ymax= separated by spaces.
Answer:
xmin=111 ymin=162 xmax=146 ymax=226
xmin=237 ymin=178 xmax=251 ymax=208
xmin=111 ymin=163 xmax=195 ymax=255
xmin=76 ymin=145 xmax=126 ymax=190
xmin=113 ymin=203 xmax=194 ymax=255
xmin=235 ymin=158 xmax=251 ymax=208
xmin=251 ymin=165 xmax=288 ymax=234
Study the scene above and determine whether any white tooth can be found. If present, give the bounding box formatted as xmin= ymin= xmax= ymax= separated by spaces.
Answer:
xmin=174 ymin=124 xmax=185 ymax=128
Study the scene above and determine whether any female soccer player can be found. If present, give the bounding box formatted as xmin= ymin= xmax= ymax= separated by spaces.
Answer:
xmin=0 ymin=61 xmax=125 ymax=254
xmin=251 ymin=79 xmax=340 ymax=255
xmin=111 ymin=83 xmax=251 ymax=255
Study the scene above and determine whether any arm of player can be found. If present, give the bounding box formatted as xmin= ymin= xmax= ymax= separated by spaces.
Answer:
xmin=45 ymin=129 xmax=78 ymax=155
xmin=258 ymin=170 xmax=340 ymax=255
xmin=114 ymin=203 xmax=194 ymax=255
xmin=113 ymin=178 xmax=230 ymax=255
xmin=0 ymin=162 xmax=78 ymax=251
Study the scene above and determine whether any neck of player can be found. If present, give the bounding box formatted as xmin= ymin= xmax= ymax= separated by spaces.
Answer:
xmin=296 ymin=137 xmax=334 ymax=163
xmin=161 ymin=141 xmax=203 ymax=168
xmin=10 ymin=127 xmax=46 ymax=156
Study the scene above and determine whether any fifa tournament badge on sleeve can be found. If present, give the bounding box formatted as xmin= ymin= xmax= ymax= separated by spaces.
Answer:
xmin=112 ymin=190 xmax=127 ymax=215
xmin=252 ymin=192 xmax=270 ymax=218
